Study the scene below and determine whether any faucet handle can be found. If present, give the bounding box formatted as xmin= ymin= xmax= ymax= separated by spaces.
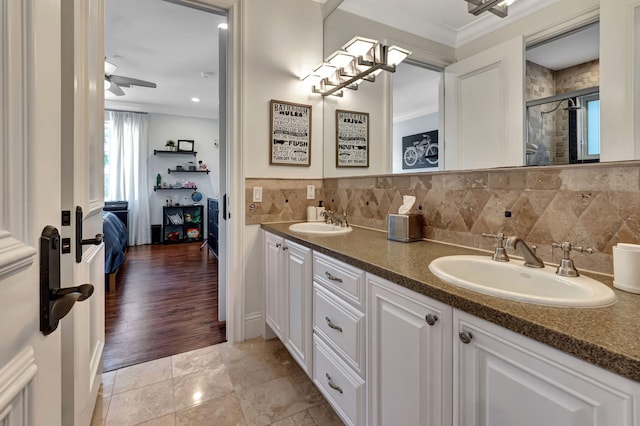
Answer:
xmin=551 ymin=242 xmax=594 ymax=277
xmin=482 ymin=232 xmax=509 ymax=262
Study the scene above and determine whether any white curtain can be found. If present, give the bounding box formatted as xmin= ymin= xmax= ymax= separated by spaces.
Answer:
xmin=106 ymin=110 xmax=151 ymax=245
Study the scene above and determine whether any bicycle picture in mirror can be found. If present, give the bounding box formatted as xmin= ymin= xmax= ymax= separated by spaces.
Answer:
xmin=402 ymin=130 xmax=438 ymax=169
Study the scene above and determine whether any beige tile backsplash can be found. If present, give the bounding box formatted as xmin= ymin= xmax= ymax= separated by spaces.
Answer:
xmin=246 ymin=162 xmax=640 ymax=275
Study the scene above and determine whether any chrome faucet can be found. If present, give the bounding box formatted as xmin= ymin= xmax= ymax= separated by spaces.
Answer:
xmin=505 ymin=236 xmax=544 ymax=268
xmin=482 ymin=233 xmax=510 ymax=262
xmin=323 ymin=210 xmax=349 ymax=228
xmin=552 ymin=242 xmax=593 ymax=277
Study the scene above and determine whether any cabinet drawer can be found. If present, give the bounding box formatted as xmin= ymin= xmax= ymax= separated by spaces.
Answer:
xmin=313 ymin=336 xmax=365 ymax=426
xmin=313 ymin=252 xmax=365 ymax=310
xmin=314 ymin=283 xmax=365 ymax=377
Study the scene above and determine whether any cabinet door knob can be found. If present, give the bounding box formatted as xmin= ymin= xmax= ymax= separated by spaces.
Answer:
xmin=282 ymin=246 xmax=288 ymax=251
xmin=326 ymin=373 xmax=343 ymax=394
xmin=275 ymin=243 xmax=282 ymax=248
xmin=425 ymin=313 xmax=438 ymax=326
xmin=325 ymin=316 xmax=343 ymax=332
xmin=459 ymin=330 xmax=473 ymax=344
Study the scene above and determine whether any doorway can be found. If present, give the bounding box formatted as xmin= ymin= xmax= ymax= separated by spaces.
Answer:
xmin=103 ymin=0 xmax=228 ymax=371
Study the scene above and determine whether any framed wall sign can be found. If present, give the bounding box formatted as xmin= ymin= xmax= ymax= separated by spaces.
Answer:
xmin=270 ymin=99 xmax=312 ymax=166
xmin=402 ymin=130 xmax=439 ymax=169
xmin=336 ymin=109 xmax=369 ymax=167
xmin=177 ymin=139 xmax=195 ymax=152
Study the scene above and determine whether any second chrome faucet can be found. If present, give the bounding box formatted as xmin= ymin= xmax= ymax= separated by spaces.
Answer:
xmin=483 ymin=233 xmax=544 ymax=268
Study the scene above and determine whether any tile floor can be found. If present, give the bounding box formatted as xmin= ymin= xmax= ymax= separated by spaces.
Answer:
xmin=91 ymin=337 xmax=344 ymax=426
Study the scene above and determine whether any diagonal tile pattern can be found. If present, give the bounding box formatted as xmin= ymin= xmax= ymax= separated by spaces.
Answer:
xmin=246 ymin=161 xmax=640 ymax=275
xmin=92 ymin=338 xmax=343 ymax=426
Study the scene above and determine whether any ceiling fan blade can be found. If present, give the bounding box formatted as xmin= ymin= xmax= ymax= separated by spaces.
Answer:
xmin=104 ymin=60 xmax=117 ymax=76
xmin=108 ymin=82 xmax=125 ymax=96
xmin=110 ymin=75 xmax=157 ymax=88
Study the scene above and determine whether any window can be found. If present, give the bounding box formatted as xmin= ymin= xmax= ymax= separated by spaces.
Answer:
xmin=580 ymin=93 xmax=600 ymax=160
xmin=104 ymin=119 xmax=113 ymax=200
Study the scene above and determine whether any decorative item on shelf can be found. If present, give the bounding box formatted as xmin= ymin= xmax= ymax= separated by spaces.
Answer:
xmin=198 ymin=160 xmax=208 ymax=171
xmin=166 ymin=231 xmax=180 ymax=241
xmin=184 ymin=180 xmax=197 ymax=188
xmin=188 ymin=161 xmax=196 ymax=171
xmin=191 ymin=191 xmax=203 ymax=203
xmin=301 ymin=36 xmax=411 ymax=97
xmin=186 ymin=228 xmax=200 ymax=239
xmin=165 ymin=140 xmax=176 ymax=151
xmin=156 ymin=173 xmax=161 ymax=186
xmin=176 ymin=165 xmax=183 ymax=171
xmin=177 ymin=139 xmax=195 ymax=152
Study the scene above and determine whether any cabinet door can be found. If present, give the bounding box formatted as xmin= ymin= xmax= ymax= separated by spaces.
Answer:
xmin=454 ymin=310 xmax=640 ymax=426
xmin=284 ymin=240 xmax=313 ymax=375
xmin=264 ymin=232 xmax=285 ymax=340
xmin=368 ymin=274 xmax=453 ymax=426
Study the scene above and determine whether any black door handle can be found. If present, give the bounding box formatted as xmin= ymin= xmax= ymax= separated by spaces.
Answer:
xmin=82 ymin=234 xmax=104 ymax=245
xmin=41 ymin=226 xmax=94 ymax=335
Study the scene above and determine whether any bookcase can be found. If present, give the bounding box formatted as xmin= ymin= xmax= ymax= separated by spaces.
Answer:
xmin=162 ymin=205 xmax=204 ymax=243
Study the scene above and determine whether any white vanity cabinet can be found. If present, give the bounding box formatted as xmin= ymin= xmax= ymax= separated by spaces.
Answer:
xmin=264 ymin=231 xmax=313 ymax=376
xmin=312 ymin=252 xmax=366 ymax=426
xmin=454 ymin=309 xmax=640 ymax=426
xmin=367 ymin=274 xmax=453 ymax=426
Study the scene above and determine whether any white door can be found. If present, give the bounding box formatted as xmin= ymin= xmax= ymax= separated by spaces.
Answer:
xmin=284 ymin=240 xmax=312 ymax=374
xmin=0 ymin=1 xmax=98 ymax=425
xmin=444 ymin=36 xmax=525 ymax=170
xmin=368 ymin=274 xmax=453 ymax=426
xmin=59 ymin=1 xmax=105 ymax=425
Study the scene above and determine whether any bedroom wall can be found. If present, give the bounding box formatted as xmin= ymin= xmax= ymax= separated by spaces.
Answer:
xmin=147 ymin=113 xmax=219 ymax=229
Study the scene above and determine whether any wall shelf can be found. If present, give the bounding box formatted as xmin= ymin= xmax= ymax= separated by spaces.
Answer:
xmin=154 ymin=149 xmax=198 ymax=156
xmin=167 ymin=168 xmax=210 ymax=174
xmin=154 ymin=186 xmax=198 ymax=191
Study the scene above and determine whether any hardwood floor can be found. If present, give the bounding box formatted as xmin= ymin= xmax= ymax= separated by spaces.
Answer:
xmin=104 ymin=242 xmax=226 ymax=372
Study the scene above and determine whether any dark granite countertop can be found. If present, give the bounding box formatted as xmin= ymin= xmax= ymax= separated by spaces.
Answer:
xmin=261 ymin=222 xmax=640 ymax=382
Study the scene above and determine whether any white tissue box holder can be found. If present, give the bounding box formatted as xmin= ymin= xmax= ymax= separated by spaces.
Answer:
xmin=388 ymin=214 xmax=424 ymax=242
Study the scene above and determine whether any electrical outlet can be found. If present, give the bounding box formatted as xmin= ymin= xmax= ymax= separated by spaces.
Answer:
xmin=306 ymin=185 xmax=315 ymax=199
xmin=253 ymin=187 xmax=262 ymax=202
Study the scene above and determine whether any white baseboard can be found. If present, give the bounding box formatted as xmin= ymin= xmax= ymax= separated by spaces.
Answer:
xmin=244 ymin=311 xmax=263 ymax=340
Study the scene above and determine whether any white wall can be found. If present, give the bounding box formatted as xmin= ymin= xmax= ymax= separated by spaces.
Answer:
xmin=241 ymin=0 xmax=324 ymax=338
xmin=148 ymin=113 xmax=219 ymax=227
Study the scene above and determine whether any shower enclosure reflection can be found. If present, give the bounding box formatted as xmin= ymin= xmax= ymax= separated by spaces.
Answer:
xmin=526 ymin=89 xmax=600 ymax=166
xmin=525 ymin=20 xmax=600 ymax=166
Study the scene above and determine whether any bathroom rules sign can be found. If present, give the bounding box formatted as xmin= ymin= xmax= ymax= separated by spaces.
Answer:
xmin=270 ymin=99 xmax=312 ymax=166
xmin=336 ymin=109 xmax=369 ymax=167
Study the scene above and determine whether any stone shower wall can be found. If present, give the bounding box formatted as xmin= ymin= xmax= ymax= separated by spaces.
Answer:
xmin=247 ymin=161 xmax=640 ymax=275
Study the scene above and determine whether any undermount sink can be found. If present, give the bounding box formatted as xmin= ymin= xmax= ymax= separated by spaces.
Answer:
xmin=428 ymin=255 xmax=617 ymax=307
xmin=289 ymin=222 xmax=353 ymax=235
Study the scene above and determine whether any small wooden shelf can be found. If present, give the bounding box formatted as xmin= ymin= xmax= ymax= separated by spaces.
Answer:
xmin=154 ymin=149 xmax=198 ymax=156
xmin=167 ymin=168 xmax=210 ymax=174
xmin=154 ymin=186 xmax=198 ymax=191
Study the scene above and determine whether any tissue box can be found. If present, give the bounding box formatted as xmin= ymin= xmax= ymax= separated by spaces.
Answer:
xmin=387 ymin=214 xmax=424 ymax=242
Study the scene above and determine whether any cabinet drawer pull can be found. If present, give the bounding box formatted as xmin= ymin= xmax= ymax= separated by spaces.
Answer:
xmin=325 ymin=316 xmax=343 ymax=332
xmin=325 ymin=271 xmax=343 ymax=283
xmin=325 ymin=373 xmax=343 ymax=394
xmin=283 ymin=246 xmax=288 ymax=251
xmin=459 ymin=330 xmax=473 ymax=344
xmin=425 ymin=313 xmax=438 ymax=326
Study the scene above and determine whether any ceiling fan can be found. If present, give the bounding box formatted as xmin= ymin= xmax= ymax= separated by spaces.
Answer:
xmin=104 ymin=60 xmax=157 ymax=96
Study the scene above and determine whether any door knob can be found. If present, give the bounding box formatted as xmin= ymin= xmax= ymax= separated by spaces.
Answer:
xmin=40 ymin=226 xmax=94 ymax=335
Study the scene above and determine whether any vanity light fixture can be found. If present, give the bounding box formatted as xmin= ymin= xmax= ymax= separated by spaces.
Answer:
xmin=302 ymin=36 xmax=411 ymax=97
xmin=466 ymin=0 xmax=515 ymax=18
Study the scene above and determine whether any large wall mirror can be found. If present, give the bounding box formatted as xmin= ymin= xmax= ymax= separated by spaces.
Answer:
xmin=322 ymin=1 xmax=639 ymax=177
xmin=525 ymin=21 xmax=600 ymax=166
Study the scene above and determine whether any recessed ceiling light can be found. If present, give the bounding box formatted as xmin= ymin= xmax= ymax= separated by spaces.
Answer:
xmin=191 ymin=97 xmax=200 ymax=102
xmin=218 ymin=23 xmax=228 ymax=30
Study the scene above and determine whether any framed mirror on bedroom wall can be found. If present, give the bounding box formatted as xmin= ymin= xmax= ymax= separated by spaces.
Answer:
xmin=321 ymin=0 xmax=640 ymax=177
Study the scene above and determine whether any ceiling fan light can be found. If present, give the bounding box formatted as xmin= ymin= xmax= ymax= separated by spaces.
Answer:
xmin=387 ymin=46 xmax=412 ymax=66
xmin=104 ymin=79 xmax=111 ymax=90
xmin=104 ymin=60 xmax=117 ymax=76
xmin=191 ymin=97 xmax=200 ymax=102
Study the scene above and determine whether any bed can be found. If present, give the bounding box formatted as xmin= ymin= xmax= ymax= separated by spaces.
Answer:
xmin=103 ymin=211 xmax=128 ymax=292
